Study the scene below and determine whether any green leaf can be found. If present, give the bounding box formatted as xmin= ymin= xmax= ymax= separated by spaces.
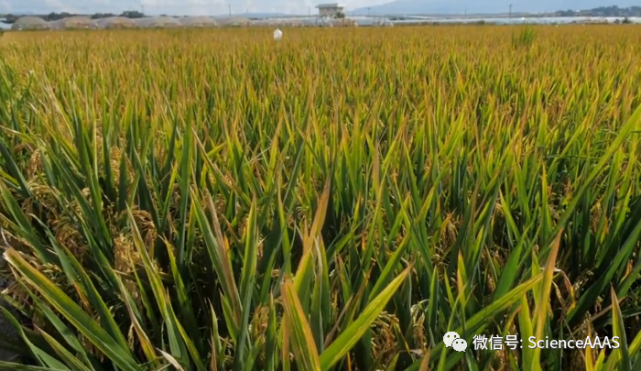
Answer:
xmin=3 ymin=249 xmax=143 ymax=371
xmin=319 ymin=266 xmax=411 ymax=371
xmin=281 ymin=279 xmax=322 ymax=371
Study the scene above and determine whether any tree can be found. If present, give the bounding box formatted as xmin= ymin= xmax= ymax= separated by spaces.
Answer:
xmin=335 ymin=11 xmax=345 ymax=18
xmin=1 ymin=14 xmax=18 ymax=23
xmin=120 ymin=10 xmax=144 ymax=18
xmin=91 ymin=13 xmax=116 ymax=19
xmin=43 ymin=12 xmax=73 ymax=21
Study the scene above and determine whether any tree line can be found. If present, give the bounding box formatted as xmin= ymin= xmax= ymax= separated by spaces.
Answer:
xmin=555 ymin=6 xmax=641 ymax=17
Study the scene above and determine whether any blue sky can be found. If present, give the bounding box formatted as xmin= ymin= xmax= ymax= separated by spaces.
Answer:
xmin=0 ymin=0 xmax=636 ymax=16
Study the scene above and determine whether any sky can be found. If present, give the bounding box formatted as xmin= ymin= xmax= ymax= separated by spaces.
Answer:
xmin=0 ymin=0 xmax=635 ymax=16
xmin=1 ymin=0 xmax=345 ymax=15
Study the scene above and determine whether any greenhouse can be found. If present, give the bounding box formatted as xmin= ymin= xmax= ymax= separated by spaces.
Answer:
xmin=251 ymin=18 xmax=303 ymax=27
xmin=327 ymin=18 xmax=358 ymax=27
xmin=10 ymin=16 xmax=50 ymax=30
xmin=48 ymin=16 xmax=97 ymax=30
xmin=134 ymin=17 xmax=181 ymax=28
xmin=96 ymin=17 xmax=138 ymax=29
xmin=178 ymin=16 xmax=219 ymax=27
xmin=301 ymin=17 xmax=340 ymax=27
xmin=349 ymin=16 xmax=394 ymax=26
xmin=215 ymin=16 xmax=252 ymax=27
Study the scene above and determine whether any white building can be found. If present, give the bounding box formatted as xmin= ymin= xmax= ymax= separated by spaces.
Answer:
xmin=316 ymin=3 xmax=346 ymax=18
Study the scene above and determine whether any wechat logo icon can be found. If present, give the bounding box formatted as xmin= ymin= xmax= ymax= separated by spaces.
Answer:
xmin=443 ymin=331 xmax=467 ymax=352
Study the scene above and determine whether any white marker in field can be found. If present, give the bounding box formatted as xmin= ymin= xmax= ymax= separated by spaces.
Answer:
xmin=273 ymin=28 xmax=282 ymax=40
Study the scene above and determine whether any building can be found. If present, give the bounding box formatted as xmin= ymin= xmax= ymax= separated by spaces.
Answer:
xmin=316 ymin=3 xmax=345 ymax=18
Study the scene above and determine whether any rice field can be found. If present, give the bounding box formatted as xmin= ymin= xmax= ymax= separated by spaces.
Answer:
xmin=0 ymin=26 xmax=641 ymax=371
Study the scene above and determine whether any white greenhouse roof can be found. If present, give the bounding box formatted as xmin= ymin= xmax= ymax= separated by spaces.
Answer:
xmin=96 ymin=17 xmax=137 ymax=27
xmin=11 ymin=16 xmax=50 ymax=30
xmin=134 ymin=16 xmax=181 ymax=27
xmin=178 ymin=16 xmax=219 ymax=26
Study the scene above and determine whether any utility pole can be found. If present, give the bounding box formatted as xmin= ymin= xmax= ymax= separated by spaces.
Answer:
xmin=228 ymin=3 xmax=231 ymax=16
xmin=367 ymin=7 xmax=370 ymax=16
xmin=509 ymin=4 xmax=512 ymax=18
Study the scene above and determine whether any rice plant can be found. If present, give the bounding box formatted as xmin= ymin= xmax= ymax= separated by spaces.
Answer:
xmin=511 ymin=25 xmax=536 ymax=48
xmin=0 ymin=25 xmax=640 ymax=371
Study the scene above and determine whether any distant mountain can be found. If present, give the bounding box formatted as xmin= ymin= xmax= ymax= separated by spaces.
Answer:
xmin=349 ymin=1 xmax=641 ymax=16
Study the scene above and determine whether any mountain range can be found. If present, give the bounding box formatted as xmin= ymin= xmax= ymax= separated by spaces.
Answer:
xmin=349 ymin=1 xmax=641 ymax=15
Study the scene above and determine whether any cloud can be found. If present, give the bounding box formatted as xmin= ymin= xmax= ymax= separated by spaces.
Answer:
xmin=0 ymin=0 xmax=12 ymax=12
xmin=43 ymin=0 xmax=79 ymax=12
